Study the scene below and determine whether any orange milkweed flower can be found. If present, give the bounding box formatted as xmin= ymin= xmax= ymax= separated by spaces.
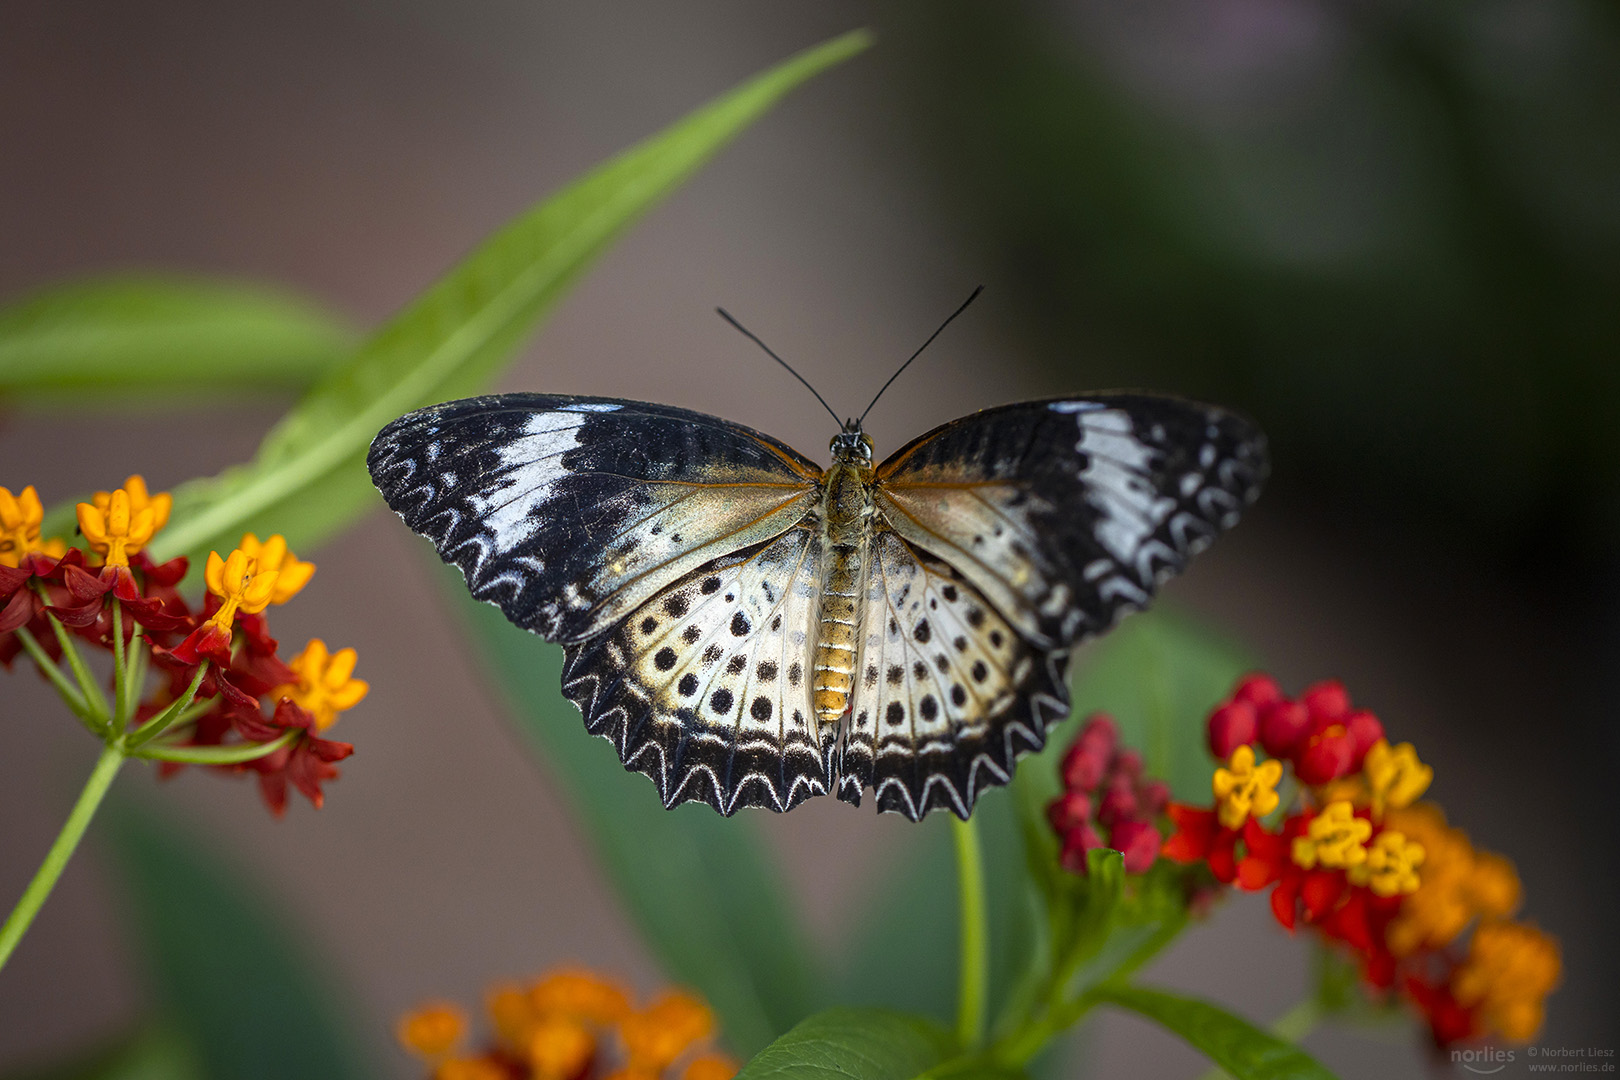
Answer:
xmin=236 ymin=532 xmax=315 ymax=604
xmin=398 ymin=1001 xmax=467 ymax=1061
xmin=271 ymin=638 xmax=369 ymax=731
xmin=77 ymin=477 xmax=170 ymax=567
xmin=204 ymin=547 xmax=279 ymax=629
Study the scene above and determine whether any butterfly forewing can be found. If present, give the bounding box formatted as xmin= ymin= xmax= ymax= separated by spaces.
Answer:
xmin=368 ymin=394 xmax=821 ymax=642
xmin=876 ymin=395 xmax=1267 ymax=649
xmin=558 ymin=521 xmax=832 ymax=814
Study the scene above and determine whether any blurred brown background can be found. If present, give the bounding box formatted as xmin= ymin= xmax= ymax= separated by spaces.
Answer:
xmin=1 ymin=1 xmax=1615 ymax=1077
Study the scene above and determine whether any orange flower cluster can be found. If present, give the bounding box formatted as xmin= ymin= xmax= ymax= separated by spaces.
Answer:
xmin=1162 ymin=675 xmax=1559 ymax=1047
xmin=398 ymin=969 xmax=736 ymax=1080
xmin=1 ymin=478 xmax=368 ymax=815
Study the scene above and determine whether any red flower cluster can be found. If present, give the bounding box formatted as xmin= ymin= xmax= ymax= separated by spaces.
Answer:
xmin=1047 ymin=715 xmax=1169 ymax=874
xmin=2 ymin=478 xmax=367 ymax=816
xmin=1163 ymin=674 xmax=1559 ymax=1048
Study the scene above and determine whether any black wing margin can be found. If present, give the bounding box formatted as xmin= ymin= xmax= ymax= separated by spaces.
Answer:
xmin=876 ymin=394 xmax=1268 ymax=652
xmin=368 ymin=394 xmax=821 ymax=645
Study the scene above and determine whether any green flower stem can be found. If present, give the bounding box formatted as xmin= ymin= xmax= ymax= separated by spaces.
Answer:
xmin=0 ymin=742 xmax=125 ymax=971
xmin=132 ymin=729 xmax=296 ymax=764
xmin=11 ymin=625 xmax=92 ymax=723
xmin=995 ymin=914 xmax=1188 ymax=1065
xmin=110 ymin=597 xmax=128 ymax=734
xmin=140 ymin=692 xmax=216 ymax=738
xmin=124 ymin=633 xmax=148 ymax=725
xmin=952 ymin=814 xmax=989 ymax=1050
xmin=1191 ymin=999 xmax=1322 ymax=1080
xmin=37 ymin=598 xmax=109 ymax=723
xmin=126 ymin=662 xmax=209 ymax=749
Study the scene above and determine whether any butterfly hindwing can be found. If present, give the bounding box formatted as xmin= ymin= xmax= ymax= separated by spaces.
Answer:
xmin=368 ymin=394 xmax=821 ymax=643
xmin=839 ymin=530 xmax=1069 ymax=819
xmin=876 ymin=394 xmax=1267 ymax=650
xmin=558 ymin=522 xmax=832 ymax=814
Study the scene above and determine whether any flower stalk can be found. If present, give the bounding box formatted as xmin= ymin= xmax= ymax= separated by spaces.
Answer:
xmin=952 ymin=814 xmax=988 ymax=1050
xmin=0 ymin=742 xmax=125 ymax=969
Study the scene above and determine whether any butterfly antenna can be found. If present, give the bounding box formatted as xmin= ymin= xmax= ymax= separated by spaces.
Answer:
xmin=858 ymin=285 xmax=984 ymax=425
xmin=716 ymin=307 xmax=842 ymax=428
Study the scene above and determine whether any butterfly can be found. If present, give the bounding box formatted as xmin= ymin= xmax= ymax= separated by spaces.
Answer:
xmin=368 ymin=375 xmax=1266 ymax=821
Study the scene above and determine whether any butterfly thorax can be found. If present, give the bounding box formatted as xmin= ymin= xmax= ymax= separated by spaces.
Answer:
xmin=812 ymin=430 xmax=877 ymax=723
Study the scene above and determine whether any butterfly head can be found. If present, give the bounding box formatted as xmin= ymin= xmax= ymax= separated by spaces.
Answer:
xmin=830 ymin=420 xmax=874 ymax=466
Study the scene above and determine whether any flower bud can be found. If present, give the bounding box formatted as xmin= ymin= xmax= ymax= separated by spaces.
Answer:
xmin=1207 ymin=700 xmax=1258 ymax=759
xmin=1046 ymin=791 xmax=1092 ymax=833
xmin=1108 ymin=818 xmax=1163 ymax=874
xmin=1344 ymin=710 xmax=1385 ymax=765
xmin=1295 ymin=729 xmax=1356 ymax=785
xmin=1301 ymin=679 xmax=1351 ymax=723
xmin=1234 ymin=673 xmax=1284 ymax=710
xmin=1259 ymin=699 xmax=1312 ymax=758
xmin=1097 ymin=776 xmax=1138 ymax=827
xmin=1059 ymin=822 xmax=1106 ymax=873
xmin=1137 ymin=778 xmax=1171 ymax=817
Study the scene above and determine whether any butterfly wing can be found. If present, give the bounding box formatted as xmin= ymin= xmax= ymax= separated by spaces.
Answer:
xmin=844 ymin=394 xmax=1266 ymax=819
xmin=875 ymin=395 xmax=1267 ymax=649
xmin=838 ymin=530 xmax=1069 ymax=819
xmin=559 ymin=519 xmax=833 ymax=814
xmin=368 ymin=394 xmax=822 ymax=643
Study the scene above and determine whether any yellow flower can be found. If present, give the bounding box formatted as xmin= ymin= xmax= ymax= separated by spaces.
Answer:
xmin=1383 ymin=802 xmax=1521 ymax=955
xmin=1290 ymin=800 xmax=1372 ymax=870
xmin=681 ymin=1055 xmax=740 ymax=1080
xmin=434 ymin=1059 xmax=507 ymax=1080
xmin=619 ymin=991 xmax=714 ymax=1071
xmin=1211 ymin=745 xmax=1283 ymax=830
xmin=527 ymin=1014 xmax=594 ymax=1080
xmin=531 ymin=969 xmax=632 ymax=1027
xmin=203 ymin=548 xmax=279 ymax=629
xmin=1452 ymin=920 xmax=1561 ymax=1043
xmin=0 ymin=485 xmax=63 ymax=567
xmin=486 ymin=982 xmax=536 ymax=1054
xmin=1363 ymin=739 xmax=1432 ymax=818
xmin=1348 ymin=830 xmax=1425 ymax=897
xmin=397 ymin=1001 xmax=466 ymax=1061
xmin=91 ymin=475 xmax=171 ymax=534
xmin=236 ymin=532 xmax=315 ymax=604
xmin=77 ymin=476 xmax=170 ymax=567
xmin=272 ymin=639 xmax=369 ymax=730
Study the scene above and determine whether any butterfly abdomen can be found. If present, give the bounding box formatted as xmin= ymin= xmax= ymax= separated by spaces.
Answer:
xmin=812 ymin=458 xmax=876 ymax=723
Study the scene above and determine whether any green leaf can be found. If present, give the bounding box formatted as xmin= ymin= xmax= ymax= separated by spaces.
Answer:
xmin=0 ymin=276 xmax=353 ymax=404
xmin=142 ymin=28 xmax=872 ymax=565
xmin=1092 ymin=985 xmax=1339 ymax=1080
xmin=99 ymin=797 xmax=380 ymax=1080
xmin=454 ymin=585 xmax=827 ymax=1056
xmin=0 ymin=1026 xmax=204 ymax=1080
xmin=735 ymin=1008 xmax=955 ymax=1080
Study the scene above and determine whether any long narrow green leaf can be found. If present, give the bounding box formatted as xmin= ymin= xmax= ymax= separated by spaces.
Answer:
xmin=143 ymin=28 xmax=872 ymax=564
xmin=0 ymin=277 xmax=353 ymax=403
xmin=735 ymin=1008 xmax=955 ymax=1080
xmin=99 ymin=798 xmax=380 ymax=1080
xmin=456 ymin=586 xmax=828 ymax=1056
xmin=1093 ymin=985 xmax=1339 ymax=1080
